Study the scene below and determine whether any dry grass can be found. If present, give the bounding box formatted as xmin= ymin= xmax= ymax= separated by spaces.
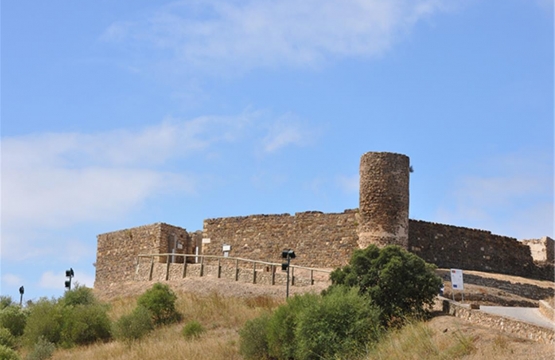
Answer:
xmin=366 ymin=321 xmax=475 ymax=360
xmin=51 ymin=291 xmax=281 ymax=360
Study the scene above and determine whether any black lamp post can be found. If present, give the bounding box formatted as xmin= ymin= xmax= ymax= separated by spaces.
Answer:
xmin=19 ymin=286 xmax=24 ymax=307
xmin=281 ymin=249 xmax=296 ymax=298
xmin=65 ymin=268 xmax=74 ymax=290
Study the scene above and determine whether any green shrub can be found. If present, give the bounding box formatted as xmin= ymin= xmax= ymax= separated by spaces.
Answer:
xmin=181 ymin=321 xmax=205 ymax=340
xmin=0 ymin=305 xmax=28 ymax=337
xmin=60 ymin=284 xmax=97 ymax=307
xmin=0 ymin=344 xmax=20 ymax=360
xmin=137 ymin=283 xmax=180 ymax=325
xmin=0 ymin=327 xmax=16 ymax=349
xmin=25 ymin=336 xmax=55 ymax=360
xmin=266 ymin=293 xmax=317 ymax=360
xmin=0 ymin=296 xmax=14 ymax=310
xmin=295 ymin=287 xmax=382 ymax=360
xmin=22 ymin=298 xmax=63 ymax=347
xmin=239 ymin=313 xmax=271 ymax=360
xmin=60 ymin=304 xmax=112 ymax=347
xmin=113 ymin=306 xmax=153 ymax=342
xmin=330 ymin=245 xmax=442 ymax=325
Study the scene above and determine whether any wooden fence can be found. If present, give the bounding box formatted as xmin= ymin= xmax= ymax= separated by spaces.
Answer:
xmin=135 ymin=253 xmax=331 ymax=286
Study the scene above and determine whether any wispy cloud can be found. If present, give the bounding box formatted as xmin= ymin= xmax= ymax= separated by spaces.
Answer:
xmin=39 ymin=270 xmax=95 ymax=290
xmin=337 ymin=174 xmax=359 ymax=194
xmin=101 ymin=0 xmax=453 ymax=74
xmin=436 ymin=151 xmax=554 ymax=239
xmin=2 ymin=274 xmax=24 ymax=288
xmin=261 ymin=113 xmax=315 ymax=153
xmin=1 ymin=109 xmax=317 ymax=262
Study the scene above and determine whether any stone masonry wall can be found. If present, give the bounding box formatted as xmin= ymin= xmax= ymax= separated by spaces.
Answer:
xmin=358 ymin=152 xmax=410 ymax=249
xmin=408 ymin=220 xmax=554 ymax=281
xmin=522 ymin=237 xmax=555 ymax=264
xmin=95 ymin=223 xmax=190 ymax=289
xmin=202 ymin=210 xmax=359 ymax=269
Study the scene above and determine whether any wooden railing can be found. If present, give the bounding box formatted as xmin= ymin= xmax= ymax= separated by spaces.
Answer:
xmin=135 ymin=253 xmax=331 ymax=286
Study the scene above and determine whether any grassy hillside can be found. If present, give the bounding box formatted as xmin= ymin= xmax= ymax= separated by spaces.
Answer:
xmin=44 ymin=288 xmax=553 ymax=360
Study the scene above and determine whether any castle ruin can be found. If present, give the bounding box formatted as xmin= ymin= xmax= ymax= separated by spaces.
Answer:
xmin=94 ymin=152 xmax=554 ymax=289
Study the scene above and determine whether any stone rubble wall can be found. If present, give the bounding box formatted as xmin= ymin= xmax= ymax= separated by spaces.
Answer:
xmin=94 ymin=223 xmax=190 ymax=289
xmin=408 ymin=220 xmax=554 ymax=281
xmin=358 ymin=152 xmax=410 ymax=249
xmin=440 ymin=298 xmax=554 ymax=344
xmin=201 ymin=210 xmax=359 ymax=269
xmin=522 ymin=236 xmax=554 ymax=264
xmin=135 ymin=261 xmax=331 ymax=287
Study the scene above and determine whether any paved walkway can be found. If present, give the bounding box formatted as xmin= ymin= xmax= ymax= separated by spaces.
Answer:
xmin=479 ymin=306 xmax=555 ymax=330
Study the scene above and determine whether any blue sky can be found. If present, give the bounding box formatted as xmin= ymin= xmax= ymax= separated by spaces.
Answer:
xmin=1 ymin=0 xmax=553 ymax=301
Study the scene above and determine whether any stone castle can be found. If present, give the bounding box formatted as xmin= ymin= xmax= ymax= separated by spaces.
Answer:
xmin=94 ymin=152 xmax=554 ymax=289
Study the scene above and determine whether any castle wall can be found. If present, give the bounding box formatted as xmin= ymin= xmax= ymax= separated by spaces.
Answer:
xmin=358 ymin=152 xmax=410 ymax=249
xmin=408 ymin=220 xmax=553 ymax=280
xmin=202 ymin=210 xmax=359 ymax=269
xmin=522 ymin=237 xmax=554 ymax=264
xmin=94 ymin=223 xmax=190 ymax=289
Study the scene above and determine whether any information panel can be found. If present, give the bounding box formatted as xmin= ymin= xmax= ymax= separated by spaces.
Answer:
xmin=450 ymin=269 xmax=464 ymax=290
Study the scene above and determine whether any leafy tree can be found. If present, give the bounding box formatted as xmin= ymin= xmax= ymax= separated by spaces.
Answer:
xmin=295 ymin=286 xmax=382 ymax=360
xmin=0 ymin=296 xmax=14 ymax=310
xmin=112 ymin=306 xmax=153 ymax=342
xmin=0 ymin=305 xmax=28 ymax=337
xmin=0 ymin=344 xmax=20 ymax=360
xmin=329 ymin=245 xmax=442 ymax=324
xmin=22 ymin=298 xmax=63 ymax=347
xmin=60 ymin=284 xmax=97 ymax=307
xmin=137 ymin=283 xmax=180 ymax=326
xmin=60 ymin=304 xmax=112 ymax=347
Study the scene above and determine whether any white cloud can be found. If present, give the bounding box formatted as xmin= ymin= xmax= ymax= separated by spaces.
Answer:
xmin=436 ymin=151 xmax=554 ymax=239
xmin=101 ymin=0 xmax=454 ymax=74
xmin=38 ymin=270 xmax=94 ymax=290
xmin=337 ymin=174 xmax=359 ymax=194
xmin=2 ymin=274 xmax=24 ymax=287
xmin=260 ymin=113 xmax=317 ymax=153
xmin=1 ymin=109 xmax=315 ymax=262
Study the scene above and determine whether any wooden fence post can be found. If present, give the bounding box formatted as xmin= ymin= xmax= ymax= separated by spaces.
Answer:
xmin=253 ymin=262 xmax=256 ymax=284
xmin=149 ymin=256 xmax=154 ymax=281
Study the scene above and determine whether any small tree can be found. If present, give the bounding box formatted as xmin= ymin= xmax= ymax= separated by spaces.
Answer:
xmin=113 ymin=306 xmax=153 ymax=342
xmin=137 ymin=283 xmax=180 ymax=326
xmin=329 ymin=245 xmax=442 ymax=324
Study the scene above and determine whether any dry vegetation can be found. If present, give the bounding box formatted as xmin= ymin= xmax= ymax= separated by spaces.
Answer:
xmin=46 ymin=270 xmax=554 ymax=360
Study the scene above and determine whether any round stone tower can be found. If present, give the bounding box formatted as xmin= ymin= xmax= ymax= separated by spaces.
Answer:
xmin=357 ymin=152 xmax=410 ymax=249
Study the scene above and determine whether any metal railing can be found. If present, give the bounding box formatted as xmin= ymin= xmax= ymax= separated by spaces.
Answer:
xmin=135 ymin=253 xmax=331 ymax=286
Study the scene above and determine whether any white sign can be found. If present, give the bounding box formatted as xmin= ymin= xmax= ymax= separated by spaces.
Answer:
xmin=222 ymin=244 xmax=231 ymax=251
xmin=450 ymin=269 xmax=464 ymax=290
xmin=202 ymin=238 xmax=211 ymax=244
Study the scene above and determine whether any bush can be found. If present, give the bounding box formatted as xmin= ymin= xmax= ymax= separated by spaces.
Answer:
xmin=60 ymin=304 xmax=112 ymax=347
xmin=330 ymin=245 xmax=442 ymax=324
xmin=113 ymin=306 xmax=153 ymax=342
xmin=0 ymin=296 xmax=14 ymax=310
xmin=60 ymin=284 xmax=97 ymax=307
xmin=266 ymin=294 xmax=318 ymax=360
xmin=0 ymin=327 xmax=16 ymax=349
xmin=0 ymin=305 xmax=28 ymax=337
xmin=0 ymin=344 xmax=20 ymax=360
xmin=239 ymin=314 xmax=271 ymax=360
xmin=181 ymin=321 xmax=205 ymax=340
xmin=25 ymin=336 xmax=56 ymax=360
xmin=295 ymin=287 xmax=382 ymax=360
xmin=137 ymin=283 xmax=180 ymax=325
xmin=22 ymin=299 xmax=63 ymax=347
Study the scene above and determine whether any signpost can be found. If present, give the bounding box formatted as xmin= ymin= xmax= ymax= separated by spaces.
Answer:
xmin=450 ymin=268 xmax=464 ymax=302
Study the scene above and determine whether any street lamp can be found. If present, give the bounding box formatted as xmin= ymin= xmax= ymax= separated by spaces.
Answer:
xmin=281 ymin=249 xmax=296 ymax=298
xmin=19 ymin=286 xmax=24 ymax=306
xmin=65 ymin=268 xmax=74 ymax=290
